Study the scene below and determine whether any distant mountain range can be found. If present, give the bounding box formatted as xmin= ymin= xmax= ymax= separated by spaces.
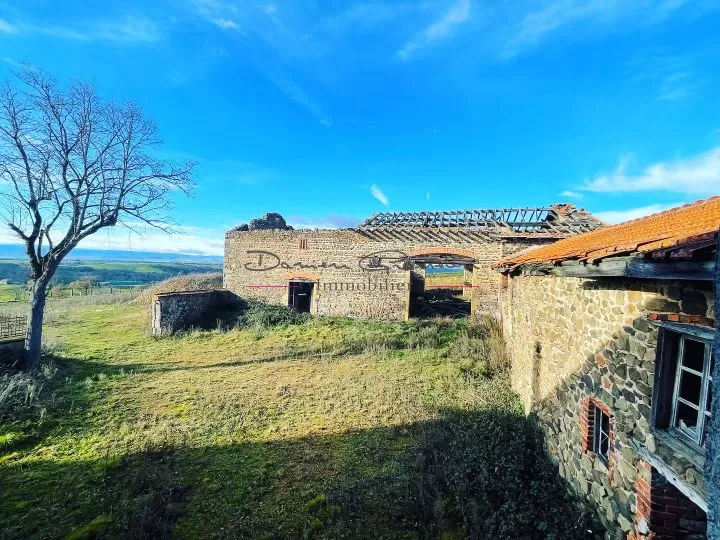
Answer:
xmin=0 ymin=244 xmax=223 ymax=264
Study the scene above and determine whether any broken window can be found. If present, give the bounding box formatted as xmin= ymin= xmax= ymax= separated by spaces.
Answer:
xmin=653 ymin=326 xmax=714 ymax=449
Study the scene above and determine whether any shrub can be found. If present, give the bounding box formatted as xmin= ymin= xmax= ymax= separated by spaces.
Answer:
xmin=409 ymin=410 xmax=603 ymax=539
xmin=234 ymin=300 xmax=310 ymax=329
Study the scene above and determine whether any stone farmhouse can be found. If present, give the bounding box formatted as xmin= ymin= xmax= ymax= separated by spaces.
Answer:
xmin=223 ymin=204 xmax=603 ymax=320
xmin=495 ymin=197 xmax=720 ymax=539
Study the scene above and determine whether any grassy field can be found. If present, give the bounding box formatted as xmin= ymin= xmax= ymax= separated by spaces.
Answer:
xmin=425 ymin=271 xmax=464 ymax=289
xmin=0 ymin=284 xmax=24 ymax=302
xmin=0 ymin=299 xmax=600 ymax=539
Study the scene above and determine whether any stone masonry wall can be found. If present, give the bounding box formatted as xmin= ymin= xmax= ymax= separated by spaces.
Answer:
xmin=225 ymin=229 xmax=547 ymax=320
xmin=152 ymin=290 xmax=227 ymax=336
xmin=501 ymin=274 xmax=714 ymax=538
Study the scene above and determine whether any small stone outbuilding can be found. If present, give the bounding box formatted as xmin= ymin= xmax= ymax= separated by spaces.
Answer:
xmin=495 ymin=197 xmax=720 ymax=539
xmin=224 ymin=204 xmax=603 ymax=320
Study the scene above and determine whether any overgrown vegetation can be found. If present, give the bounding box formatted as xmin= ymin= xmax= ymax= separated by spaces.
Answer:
xmin=0 ymin=299 xmax=601 ymax=539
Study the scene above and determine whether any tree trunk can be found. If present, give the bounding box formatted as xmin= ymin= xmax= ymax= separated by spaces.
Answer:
xmin=23 ymin=275 xmax=49 ymax=370
xmin=706 ymin=232 xmax=719 ymax=538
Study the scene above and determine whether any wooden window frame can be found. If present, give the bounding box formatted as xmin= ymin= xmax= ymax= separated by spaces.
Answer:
xmin=652 ymin=323 xmax=715 ymax=453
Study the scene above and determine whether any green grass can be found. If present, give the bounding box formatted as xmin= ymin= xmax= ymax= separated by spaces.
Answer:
xmin=0 ymin=284 xmax=24 ymax=302
xmin=0 ymin=303 xmax=601 ymax=539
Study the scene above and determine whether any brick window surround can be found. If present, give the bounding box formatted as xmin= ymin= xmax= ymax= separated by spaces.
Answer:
xmin=634 ymin=461 xmax=707 ymax=539
xmin=580 ymin=397 xmax=616 ymax=479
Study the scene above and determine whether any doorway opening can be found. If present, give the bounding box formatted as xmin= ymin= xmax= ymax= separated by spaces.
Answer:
xmin=288 ymin=281 xmax=313 ymax=313
xmin=408 ymin=253 xmax=476 ymax=319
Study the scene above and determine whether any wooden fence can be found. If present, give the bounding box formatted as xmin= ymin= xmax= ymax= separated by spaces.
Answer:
xmin=0 ymin=316 xmax=25 ymax=341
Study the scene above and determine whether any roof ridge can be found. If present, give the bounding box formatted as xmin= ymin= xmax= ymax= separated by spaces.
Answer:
xmin=495 ymin=197 xmax=720 ymax=270
xmin=599 ymin=196 xmax=720 ymax=229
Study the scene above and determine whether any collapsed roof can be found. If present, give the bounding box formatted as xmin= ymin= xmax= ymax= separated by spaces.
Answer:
xmin=495 ymin=197 xmax=720 ymax=272
xmin=355 ymin=204 xmax=604 ymax=241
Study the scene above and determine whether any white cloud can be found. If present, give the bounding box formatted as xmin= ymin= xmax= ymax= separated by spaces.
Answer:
xmin=0 ymin=223 xmax=225 ymax=256
xmin=0 ymin=18 xmax=16 ymax=33
xmin=397 ymin=0 xmax=472 ymax=61
xmin=213 ymin=18 xmax=239 ymax=29
xmin=560 ymin=190 xmax=583 ymax=199
xmin=593 ymin=203 xmax=682 ymax=225
xmin=426 ymin=192 xmax=431 ymax=201
xmin=287 ymin=214 xmax=360 ymax=229
xmin=581 ymin=146 xmax=720 ymax=195
xmin=370 ymin=184 xmax=389 ymax=206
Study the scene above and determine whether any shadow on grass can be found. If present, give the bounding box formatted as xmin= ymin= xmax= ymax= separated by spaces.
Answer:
xmin=1 ymin=406 xmax=604 ymax=540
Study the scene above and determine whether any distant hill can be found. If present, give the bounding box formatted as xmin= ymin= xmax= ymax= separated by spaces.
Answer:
xmin=0 ymin=244 xmax=222 ymax=264
xmin=0 ymin=244 xmax=222 ymax=286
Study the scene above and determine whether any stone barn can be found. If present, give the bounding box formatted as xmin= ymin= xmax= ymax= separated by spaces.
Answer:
xmin=495 ymin=197 xmax=719 ymax=539
xmin=223 ymin=204 xmax=603 ymax=320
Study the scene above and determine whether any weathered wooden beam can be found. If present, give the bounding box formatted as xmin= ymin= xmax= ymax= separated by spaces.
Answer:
xmin=549 ymin=258 xmax=714 ymax=280
xmin=706 ymin=230 xmax=720 ymax=538
xmin=651 ymin=320 xmax=716 ymax=341
xmin=630 ymin=438 xmax=708 ymax=513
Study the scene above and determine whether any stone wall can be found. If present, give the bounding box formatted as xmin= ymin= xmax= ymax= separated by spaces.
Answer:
xmin=500 ymin=274 xmax=714 ymax=538
xmin=224 ymin=229 xmax=547 ymax=320
xmin=151 ymin=290 xmax=228 ymax=336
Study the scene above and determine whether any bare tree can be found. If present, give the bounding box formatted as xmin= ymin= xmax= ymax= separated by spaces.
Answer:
xmin=0 ymin=68 xmax=194 ymax=368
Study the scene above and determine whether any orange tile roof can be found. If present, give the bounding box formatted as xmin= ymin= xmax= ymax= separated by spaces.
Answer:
xmin=495 ymin=197 xmax=720 ymax=270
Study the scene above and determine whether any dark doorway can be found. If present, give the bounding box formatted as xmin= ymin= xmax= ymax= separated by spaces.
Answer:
xmin=288 ymin=281 xmax=313 ymax=313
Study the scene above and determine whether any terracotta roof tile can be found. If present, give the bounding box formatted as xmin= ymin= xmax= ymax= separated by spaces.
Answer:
xmin=495 ymin=197 xmax=720 ymax=270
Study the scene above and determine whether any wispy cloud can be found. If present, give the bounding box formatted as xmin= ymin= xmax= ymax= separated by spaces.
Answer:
xmin=593 ymin=203 xmax=682 ymax=225
xmin=192 ymin=1 xmax=332 ymax=125
xmin=315 ymin=2 xmax=403 ymax=36
xmin=263 ymin=68 xmax=332 ymax=125
xmin=1 ymin=57 xmax=21 ymax=68
xmin=0 ymin=18 xmax=16 ymax=34
xmin=370 ymin=184 xmax=389 ymax=206
xmin=1 ymin=16 xmax=162 ymax=43
xmin=656 ymin=70 xmax=694 ymax=101
xmin=580 ymin=146 xmax=720 ymax=195
xmin=560 ymin=190 xmax=583 ymax=199
xmin=629 ymin=51 xmax=699 ymax=102
xmin=502 ymin=0 xmax=697 ymax=59
xmin=397 ymin=0 xmax=472 ymax=61
xmin=213 ymin=18 xmax=239 ymax=29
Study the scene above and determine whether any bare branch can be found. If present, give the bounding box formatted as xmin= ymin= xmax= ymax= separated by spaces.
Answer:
xmin=0 ymin=65 xmax=196 ymax=279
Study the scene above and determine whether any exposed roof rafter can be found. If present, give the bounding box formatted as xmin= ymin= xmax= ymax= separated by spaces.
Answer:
xmin=356 ymin=204 xmax=602 ymax=236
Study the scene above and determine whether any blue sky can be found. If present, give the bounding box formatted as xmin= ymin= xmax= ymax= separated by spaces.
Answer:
xmin=1 ymin=0 xmax=719 ymax=255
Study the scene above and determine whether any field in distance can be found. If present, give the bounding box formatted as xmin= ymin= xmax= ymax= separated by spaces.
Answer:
xmin=0 ymin=259 xmax=222 ymax=292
